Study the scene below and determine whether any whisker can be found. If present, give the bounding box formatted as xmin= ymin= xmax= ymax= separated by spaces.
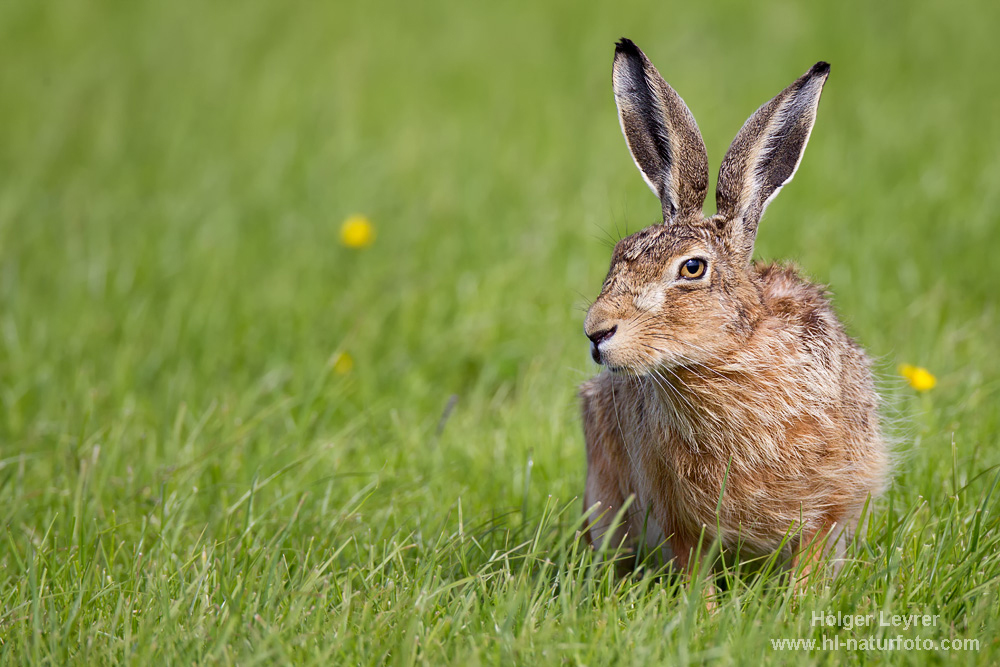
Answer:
xmin=656 ymin=368 xmax=702 ymax=416
xmin=628 ymin=325 xmax=748 ymax=389
xmin=610 ymin=374 xmax=642 ymax=475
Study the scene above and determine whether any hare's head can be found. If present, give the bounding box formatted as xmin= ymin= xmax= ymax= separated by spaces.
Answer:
xmin=585 ymin=38 xmax=830 ymax=373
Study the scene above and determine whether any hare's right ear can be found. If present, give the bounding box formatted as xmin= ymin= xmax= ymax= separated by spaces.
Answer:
xmin=612 ymin=38 xmax=709 ymax=223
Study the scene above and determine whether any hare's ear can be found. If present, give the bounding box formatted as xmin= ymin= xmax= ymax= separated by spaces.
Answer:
xmin=612 ymin=38 xmax=709 ymax=223
xmin=716 ymin=62 xmax=830 ymax=263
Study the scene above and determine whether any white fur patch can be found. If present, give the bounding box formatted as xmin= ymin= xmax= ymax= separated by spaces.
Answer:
xmin=634 ymin=285 xmax=665 ymax=311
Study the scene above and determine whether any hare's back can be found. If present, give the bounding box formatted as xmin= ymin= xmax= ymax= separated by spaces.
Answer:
xmin=754 ymin=262 xmax=842 ymax=338
xmin=754 ymin=260 xmax=882 ymax=442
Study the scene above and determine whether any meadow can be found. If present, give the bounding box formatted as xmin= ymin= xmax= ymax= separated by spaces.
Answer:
xmin=1 ymin=0 xmax=999 ymax=663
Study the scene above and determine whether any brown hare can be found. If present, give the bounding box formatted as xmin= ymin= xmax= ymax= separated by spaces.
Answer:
xmin=580 ymin=39 xmax=888 ymax=579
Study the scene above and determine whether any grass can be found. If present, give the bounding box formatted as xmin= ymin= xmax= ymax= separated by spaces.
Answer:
xmin=1 ymin=0 xmax=999 ymax=663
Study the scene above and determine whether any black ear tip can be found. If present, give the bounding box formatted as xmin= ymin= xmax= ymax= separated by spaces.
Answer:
xmin=811 ymin=61 xmax=831 ymax=76
xmin=615 ymin=38 xmax=640 ymax=56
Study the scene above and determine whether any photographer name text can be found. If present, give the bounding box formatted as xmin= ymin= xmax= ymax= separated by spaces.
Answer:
xmin=812 ymin=611 xmax=940 ymax=631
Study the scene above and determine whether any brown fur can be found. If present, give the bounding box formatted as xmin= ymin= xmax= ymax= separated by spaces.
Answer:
xmin=580 ymin=40 xmax=888 ymax=575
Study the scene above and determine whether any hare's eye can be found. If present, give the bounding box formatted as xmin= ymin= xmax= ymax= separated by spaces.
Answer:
xmin=679 ymin=258 xmax=707 ymax=279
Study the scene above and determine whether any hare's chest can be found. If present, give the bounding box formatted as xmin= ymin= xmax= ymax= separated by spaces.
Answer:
xmin=626 ymin=427 xmax=732 ymax=537
xmin=647 ymin=426 xmax=799 ymax=542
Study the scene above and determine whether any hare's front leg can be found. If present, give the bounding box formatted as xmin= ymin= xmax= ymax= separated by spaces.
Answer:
xmin=581 ymin=389 xmax=635 ymax=571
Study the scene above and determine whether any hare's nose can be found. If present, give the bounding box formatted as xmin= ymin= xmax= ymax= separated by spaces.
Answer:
xmin=587 ymin=325 xmax=618 ymax=363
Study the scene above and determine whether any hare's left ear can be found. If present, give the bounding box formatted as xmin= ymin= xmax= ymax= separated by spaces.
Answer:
xmin=613 ymin=38 xmax=709 ymax=223
xmin=716 ymin=62 xmax=830 ymax=264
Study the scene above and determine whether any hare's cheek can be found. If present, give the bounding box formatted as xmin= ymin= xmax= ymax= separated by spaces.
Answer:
xmin=633 ymin=286 xmax=665 ymax=312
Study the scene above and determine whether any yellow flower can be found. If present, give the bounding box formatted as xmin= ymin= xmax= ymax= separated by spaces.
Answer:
xmin=899 ymin=364 xmax=936 ymax=392
xmin=340 ymin=214 xmax=375 ymax=248
xmin=331 ymin=351 xmax=354 ymax=375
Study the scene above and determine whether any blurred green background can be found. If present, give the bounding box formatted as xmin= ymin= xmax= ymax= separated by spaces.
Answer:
xmin=1 ymin=0 xmax=999 ymax=663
